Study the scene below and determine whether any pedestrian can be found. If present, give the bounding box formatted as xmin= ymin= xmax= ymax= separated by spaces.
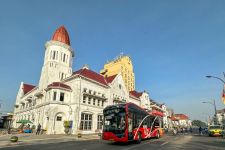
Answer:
xmin=181 ymin=127 xmax=183 ymax=134
xmin=36 ymin=123 xmax=41 ymax=135
xmin=199 ymin=126 xmax=202 ymax=135
xmin=7 ymin=125 xmax=11 ymax=134
xmin=27 ymin=124 xmax=30 ymax=129
xmin=164 ymin=127 xmax=168 ymax=134
xmin=172 ymin=127 xmax=177 ymax=136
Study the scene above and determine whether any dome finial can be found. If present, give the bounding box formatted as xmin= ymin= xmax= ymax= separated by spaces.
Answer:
xmin=83 ymin=64 xmax=89 ymax=70
xmin=52 ymin=25 xmax=70 ymax=45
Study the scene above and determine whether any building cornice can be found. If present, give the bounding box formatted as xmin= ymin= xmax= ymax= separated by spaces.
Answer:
xmin=14 ymin=101 xmax=75 ymax=114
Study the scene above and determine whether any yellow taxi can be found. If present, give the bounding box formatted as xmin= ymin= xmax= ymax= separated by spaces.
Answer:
xmin=208 ymin=125 xmax=223 ymax=136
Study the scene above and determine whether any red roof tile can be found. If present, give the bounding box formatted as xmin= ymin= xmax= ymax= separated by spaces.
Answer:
xmin=105 ymin=74 xmax=117 ymax=83
xmin=174 ymin=114 xmax=189 ymax=120
xmin=150 ymin=110 xmax=164 ymax=117
xmin=170 ymin=116 xmax=179 ymax=121
xmin=52 ymin=26 xmax=70 ymax=45
xmin=47 ymin=82 xmax=72 ymax=90
xmin=23 ymin=83 xmax=36 ymax=95
xmin=73 ymin=68 xmax=108 ymax=86
xmin=129 ymin=90 xmax=142 ymax=99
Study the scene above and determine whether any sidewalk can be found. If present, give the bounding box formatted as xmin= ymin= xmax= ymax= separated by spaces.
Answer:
xmin=0 ymin=133 xmax=101 ymax=148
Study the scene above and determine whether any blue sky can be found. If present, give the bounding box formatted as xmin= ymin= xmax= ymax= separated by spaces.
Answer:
xmin=0 ymin=0 xmax=224 ymax=121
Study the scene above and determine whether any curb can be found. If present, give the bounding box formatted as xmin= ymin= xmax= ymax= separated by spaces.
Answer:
xmin=0 ymin=135 xmax=101 ymax=148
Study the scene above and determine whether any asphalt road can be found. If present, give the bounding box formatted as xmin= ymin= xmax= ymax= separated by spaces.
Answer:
xmin=1 ymin=134 xmax=225 ymax=150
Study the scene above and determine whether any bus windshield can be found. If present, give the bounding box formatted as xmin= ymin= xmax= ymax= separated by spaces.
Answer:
xmin=103 ymin=107 xmax=126 ymax=134
xmin=209 ymin=125 xmax=221 ymax=130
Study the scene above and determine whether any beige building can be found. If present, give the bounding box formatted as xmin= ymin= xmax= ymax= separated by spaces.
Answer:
xmin=100 ymin=55 xmax=135 ymax=91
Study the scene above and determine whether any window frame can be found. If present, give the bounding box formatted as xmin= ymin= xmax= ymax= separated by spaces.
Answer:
xmin=56 ymin=116 xmax=62 ymax=121
xmin=80 ymin=113 xmax=92 ymax=131
xmin=59 ymin=92 xmax=65 ymax=102
xmin=53 ymin=91 xmax=57 ymax=101
xmin=97 ymin=115 xmax=103 ymax=130
xmin=83 ymin=95 xmax=86 ymax=103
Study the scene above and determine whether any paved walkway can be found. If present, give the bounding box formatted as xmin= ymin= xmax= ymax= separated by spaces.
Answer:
xmin=0 ymin=133 xmax=101 ymax=148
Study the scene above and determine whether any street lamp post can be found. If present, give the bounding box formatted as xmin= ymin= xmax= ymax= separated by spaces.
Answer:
xmin=202 ymin=100 xmax=217 ymax=125
xmin=206 ymin=74 xmax=225 ymax=84
xmin=206 ymin=73 xmax=225 ymax=125
xmin=202 ymin=113 xmax=211 ymax=125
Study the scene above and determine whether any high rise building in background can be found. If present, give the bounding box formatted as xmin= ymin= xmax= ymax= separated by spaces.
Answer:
xmin=100 ymin=55 xmax=135 ymax=91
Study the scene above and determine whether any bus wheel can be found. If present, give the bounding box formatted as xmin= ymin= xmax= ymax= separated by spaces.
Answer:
xmin=136 ymin=132 xmax=142 ymax=144
xmin=156 ymin=131 xmax=160 ymax=139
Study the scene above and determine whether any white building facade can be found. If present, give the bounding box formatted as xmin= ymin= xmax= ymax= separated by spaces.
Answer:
xmin=13 ymin=26 xmax=155 ymax=135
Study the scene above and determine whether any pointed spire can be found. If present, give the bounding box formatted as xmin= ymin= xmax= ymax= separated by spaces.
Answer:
xmin=52 ymin=25 xmax=70 ymax=45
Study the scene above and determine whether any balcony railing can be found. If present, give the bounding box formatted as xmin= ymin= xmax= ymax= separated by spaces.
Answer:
xmin=83 ymin=91 xmax=107 ymax=101
xmin=113 ymin=98 xmax=126 ymax=103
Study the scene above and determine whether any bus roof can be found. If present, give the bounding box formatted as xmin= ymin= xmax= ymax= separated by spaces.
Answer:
xmin=103 ymin=102 xmax=163 ymax=117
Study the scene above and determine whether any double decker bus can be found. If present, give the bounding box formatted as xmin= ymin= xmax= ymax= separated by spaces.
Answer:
xmin=102 ymin=102 xmax=164 ymax=143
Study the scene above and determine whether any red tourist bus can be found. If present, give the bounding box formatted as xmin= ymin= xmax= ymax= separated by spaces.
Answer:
xmin=102 ymin=102 xmax=164 ymax=143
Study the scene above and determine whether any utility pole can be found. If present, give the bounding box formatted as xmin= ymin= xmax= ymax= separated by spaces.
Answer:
xmin=202 ymin=100 xmax=217 ymax=125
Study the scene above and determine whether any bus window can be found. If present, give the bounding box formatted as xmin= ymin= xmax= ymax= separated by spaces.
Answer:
xmin=147 ymin=117 xmax=153 ymax=128
xmin=154 ymin=118 xmax=159 ymax=127
xmin=128 ymin=112 xmax=133 ymax=132
xmin=120 ymin=116 xmax=126 ymax=130
xmin=103 ymin=108 xmax=126 ymax=134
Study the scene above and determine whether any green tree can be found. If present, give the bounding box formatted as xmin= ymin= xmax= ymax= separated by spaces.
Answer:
xmin=192 ymin=120 xmax=207 ymax=127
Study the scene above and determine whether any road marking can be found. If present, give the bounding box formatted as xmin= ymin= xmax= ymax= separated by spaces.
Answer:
xmin=0 ymin=137 xmax=77 ymax=148
xmin=122 ymin=140 xmax=157 ymax=150
xmin=21 ymin=137 xmax=76 ymax=142
xmin=122 ymin=144 xmax=144 ymax=150
xmin=160 ymin=141 xmax=169 ymax=146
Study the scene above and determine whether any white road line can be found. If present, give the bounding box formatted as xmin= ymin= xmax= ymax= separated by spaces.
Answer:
xmin=160 ymin=141 xmax=169 ymax=146
xmin=122 ymin=140 xmax=156 ymax=150
xmin=21 ymin=137 xmax=76 ymax=142
xmin=122 ymin=144 xmax=144 ymax=150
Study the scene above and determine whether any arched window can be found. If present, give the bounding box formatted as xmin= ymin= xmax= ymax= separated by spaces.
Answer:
xmin=52 ymin=51 xmax=56 ymax=60
xmin=50 ymin=51 xmax=52 ymax=59
xmin=56 ymin=51 xmax=58 ymax=60
xmin=61 ymin=73 xmax=64 ymax=80
xmin=56 ymin=114 xmax=62 ymax=121
xmin=63 ymin=54 xmax=66 ymax=62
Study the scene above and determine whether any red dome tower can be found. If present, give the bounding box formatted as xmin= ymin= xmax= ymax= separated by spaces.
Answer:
xmin=52 ymin=26 xmax=70 ymax=45
xmin=39 ymin=26 xmax=74 ymax=89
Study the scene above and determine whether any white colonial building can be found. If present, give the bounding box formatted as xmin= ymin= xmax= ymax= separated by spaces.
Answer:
xmin=13 ymin=26 xmax=155 ymax=135
xmin=216 ymin=108 xmax=225 ymax=126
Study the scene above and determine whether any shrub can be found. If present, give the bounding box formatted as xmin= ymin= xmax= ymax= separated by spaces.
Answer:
xmin=77 ymin=133 xmax=82 ymax=138
xmin=64 ymin=121 xmax=70 ymax=128
xmin=10 ymin=136 xmax=18 ymax=142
